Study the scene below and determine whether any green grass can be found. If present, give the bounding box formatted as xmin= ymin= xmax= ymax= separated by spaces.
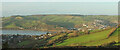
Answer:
xmin=110 ymin=27 xmax=120 ymax=36
xmin=18 ymin=41 xmax=31 ymax=46
xmin=18 ymin=39 xmax=44 ymax=47
xmin=50 ymin=33 xmax=66 ymax=40
xmin=78 ymin=36 xmax=118 ymax=46
xmin=5 ymin=24 xmax=17 ymax=28
xmin=76 ymin=27 xmax=119 ymax=46
xmin=56 ymin=29 xmax=113 ymax=46
xmin=113 ymin=43 xmax=120 ymax=46
xmin=3 ymin=15 xmax=118 ymax=29
xmin=89 ymin=29 xmax=102 ymax=33
xmin=67 ymin=33 xmax=74 ymax=36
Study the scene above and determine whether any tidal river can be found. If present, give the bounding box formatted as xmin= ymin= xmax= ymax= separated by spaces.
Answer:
xmin=0 ymin=30 xmax=47 ymax=35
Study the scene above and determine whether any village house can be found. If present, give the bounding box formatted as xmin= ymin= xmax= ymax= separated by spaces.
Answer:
xmin=47 ymin=33 xmax=52 ymax=36
xmin=88 ymin=29 xmax=92 ymax=30
xmin=78 ymin=28 xmax=82 ymax=31
xmin=18 ymin=27 xmax=24 ymax=30
xmin=83 ymin=24 xmax=87 ymax=27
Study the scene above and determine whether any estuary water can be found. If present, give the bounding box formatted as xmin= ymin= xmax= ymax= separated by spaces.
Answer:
xmin=0 ymin=30 xmax=47 ymax=35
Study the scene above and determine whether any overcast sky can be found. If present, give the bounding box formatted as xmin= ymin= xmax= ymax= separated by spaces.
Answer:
xmin=0 ymin=0 xmax=119 ymax=17
xmin=1 ymin=0 xmax=119 ymax=2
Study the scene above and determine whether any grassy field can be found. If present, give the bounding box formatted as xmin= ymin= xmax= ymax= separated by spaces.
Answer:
xmin=17 ymin=27 xmax=119 ymax=47
xmin=56 ymin=28 xmax=118 ymax=46
xmin=17 ymin=39 xmax=45 ymax=47
xmin=50 ymin=33 xmax=66 ymax=40
xmin=3 ymin=15 xmax=118 ymax=29
xmin=18 ymin=41 xmax=32 ymax=46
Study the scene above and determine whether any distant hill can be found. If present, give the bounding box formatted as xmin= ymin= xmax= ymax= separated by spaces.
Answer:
xmin=2 ymin=15 xmax=118 ymax=30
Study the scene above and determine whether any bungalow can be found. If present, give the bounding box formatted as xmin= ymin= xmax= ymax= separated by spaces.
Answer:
xmin=48 ymin=33 xmax=52 ymax=36
xmin=46 ymin=32 xmax=52 ymax=36
xmin=34 ymin=38 xmax=37 ymax=40
xmin=88 ymin=29 xmax=92 ymax=30
xmin=78 ymin=28 xmax=82 ymax=30
xmin=83 ymin=24 xmax=87 ymax=27
xmin=67 ymin=28 xmax=77 ymax=30
xmin=18 ymin=27 xmax=24 ymax=30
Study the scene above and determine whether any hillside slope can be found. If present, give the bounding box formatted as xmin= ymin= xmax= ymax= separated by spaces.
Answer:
xmin=2 ymin=15 xmax=117 ymax=29
xmin=54 ymin=27 xmax=119 ymax=47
